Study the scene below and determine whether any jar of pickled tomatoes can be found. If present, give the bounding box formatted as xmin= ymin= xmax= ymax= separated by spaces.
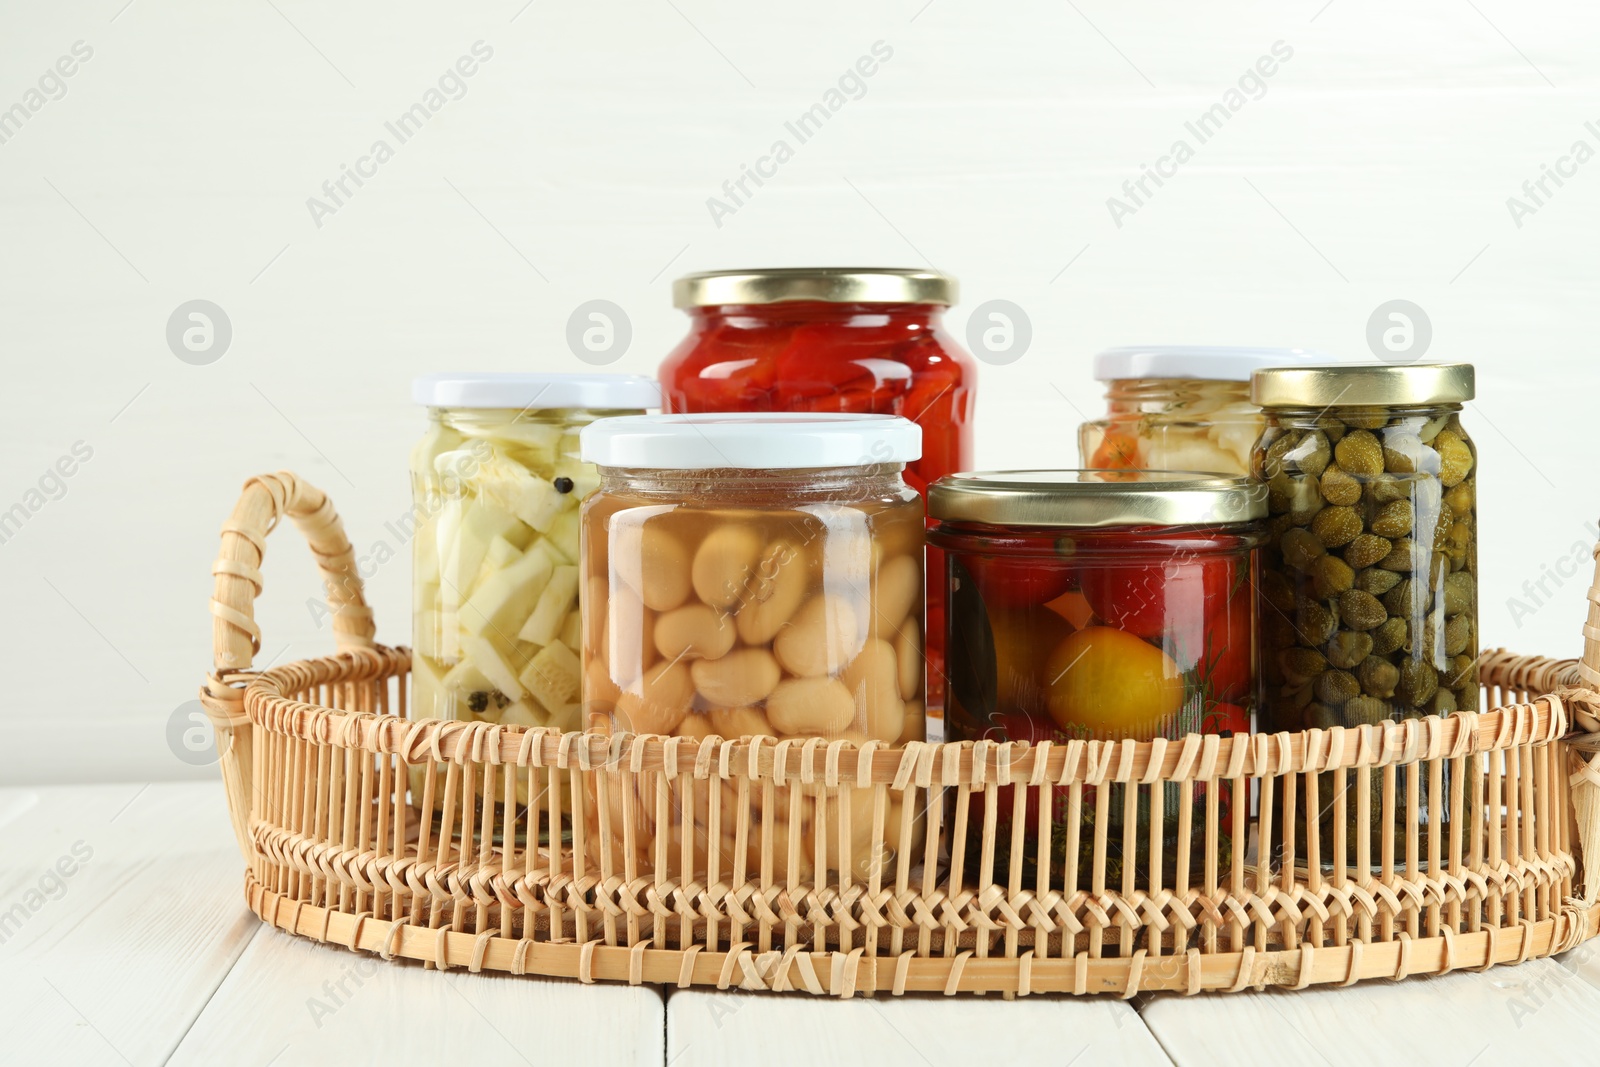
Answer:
xmin=927 ymin=470 xmax=1266 ymax=890
xmin=659 ymin=268 xmax=976 ymax=728
xmin=1080 ymin=346 xmax=1323 ymax=477
xmin=578 ymin=413 xmax=925 ymax=882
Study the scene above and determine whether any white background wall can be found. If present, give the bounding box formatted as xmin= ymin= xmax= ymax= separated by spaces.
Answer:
xmin=1 ymin=0 xmax=1596 ymax=784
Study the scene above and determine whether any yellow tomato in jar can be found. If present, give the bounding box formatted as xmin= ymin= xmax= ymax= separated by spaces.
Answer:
xmin=1043 ymin=626 xmax=1185 ymax=741
xmin=988 ymin=605 xmax=1075 ymax=716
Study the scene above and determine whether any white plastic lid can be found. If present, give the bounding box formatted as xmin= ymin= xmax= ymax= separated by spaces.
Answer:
xmin=580 ymin=413 xmax=922 ymax=470
xmin=413 ymin=372 xmax=661 ymax=410
xmin=1093 ymin=346 xmax=1332 ymax=383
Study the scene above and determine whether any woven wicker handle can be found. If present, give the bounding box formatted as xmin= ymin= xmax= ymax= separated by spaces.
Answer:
xmin=200 ymin=471 xmax=376 ymax=861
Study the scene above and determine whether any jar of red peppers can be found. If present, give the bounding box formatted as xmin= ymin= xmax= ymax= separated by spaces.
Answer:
xmin=927 ymin=470 xmax=1266 ymax=889
xmin=659 ymin=268 xmax=976 ymax=729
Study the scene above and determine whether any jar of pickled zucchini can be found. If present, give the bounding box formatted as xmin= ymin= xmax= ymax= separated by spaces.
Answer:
xmin=928 ymin=470 xmax=1266 ymax=890
xmin=577 ymin=413 xmax=925 ymax=882
xmin=1080 ymin=346 xmax=1323 ymax=476
xmin=409 ymin=372 xmax=658 ymax=730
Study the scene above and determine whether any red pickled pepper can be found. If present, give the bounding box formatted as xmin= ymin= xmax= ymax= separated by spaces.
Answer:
xmin=659 ymin=300 xmax=976 ymax=717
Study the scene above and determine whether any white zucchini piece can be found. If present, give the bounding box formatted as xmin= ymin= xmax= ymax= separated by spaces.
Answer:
xmin=459 ymin=547 xmax=554 ymax=638
xmin=442 ymin=659 xmax=495 ymax=695
xmin=411 ymin=653 xmax=451 ymax=719
xmin=458 ymin=633 xmax=526 ymax=699
xmin=518 ymin=640 xmax=582 ymax=713
xmin=519 ymin=565 xmax=580 ymax=646
xmin=477 ymin=453 xmax=565 ymax=532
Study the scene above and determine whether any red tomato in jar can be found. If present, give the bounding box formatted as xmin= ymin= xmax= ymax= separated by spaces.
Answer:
xmin=1199 ymin=566 xmax=1253 ymax=704
xmin=1079 ymin=553 xmax=1239 ymax=643
xmin=968 ymin=555 xmax=1074 ymax=611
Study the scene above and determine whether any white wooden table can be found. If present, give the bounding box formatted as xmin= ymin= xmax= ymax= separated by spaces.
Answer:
xmin=5 ymin=782 xmax=1597 ymax=1067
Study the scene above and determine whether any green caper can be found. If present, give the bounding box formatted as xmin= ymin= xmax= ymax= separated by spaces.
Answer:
xmin=1446 ymin=653 xmax=1476 ymax=688
xmin=1367 ymin=475 xmax=1412 ymax=504
xmin=1355 ymin=568 xmax=1401 ymax=596
xmin=1316 ymin=669 xmax=1362 ymax=705
xmin=1312 ymin=506 xmax=1363 ymax=548
xmin=1334 ymin=430 xmax=1384 ymax=475
xmin=1442 ymin=573 xmax=1474 ymax=616
xmin=1444 ymin=480 xmax=1474 ymax=515
xmin=1281 ymin=528 xmax=1326 ymax=571
xmin=1338 ymin=589 xmax=1388 ymax=631
xmin=1264 ymin=431 xmax=1304 ymax=478
xmin=1320 ymin=467 xmax=1362 ymax=506
xmin=1444 ymin=613 xmax=1472 ymax=656
xmin=1312 ymin=555 xmax=1355 ymax=599
xmin=1296 ymin=600 xmax=1339 ymax=645
xmin=1327 ymin=630 xmax=1374 ymax=670
xmin=1279 ymin=647 xmax=1328 ymax=685
xmin=1342 ymin=696 xmax=1390 ymax=726
xmin=1427 ymin=689 xmax=1457 ymax=717
xmin=1344 ymin=533 xmax=1393 ymax=570
xmin=1306 ymin=703 xmax=1342 ymax=729
xmin=1455 ymin=681 xmax=1480 ymax=711
xmin=1369 ymin=500 xmax=1414 ymax=539
xmin=1435 ymin=430 xmax=1474 ymax=487
xmin=1378 ymin=538 xmax=1419 ymax=572
xmin=1358 ymin=656 xmax=1399 ymax=699
xmin=1370 ymin=618 xmax=1408 ymax=655
xmin=1396 ymin=660 xmax=1439 ymax=708
xmin=1260 ymin=570 xmax=1297 ymax=613
xmin=1297 ymin=431 xmax=1332 ymax=478
xmin=1343 ymin=409 xmax=1390 ymax=431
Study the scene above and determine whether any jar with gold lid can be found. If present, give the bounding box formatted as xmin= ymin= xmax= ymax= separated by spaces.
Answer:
xmin=1251 ymin=362 xmax=1477 ymax=868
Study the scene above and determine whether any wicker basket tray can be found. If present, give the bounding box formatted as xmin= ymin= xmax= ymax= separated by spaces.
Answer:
xmin=201 ymin=472 xmax=1600 ymax=997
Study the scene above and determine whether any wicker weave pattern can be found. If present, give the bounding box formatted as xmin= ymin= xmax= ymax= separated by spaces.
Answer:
xmin=203 ymin=472 xmax=1600 ymax=996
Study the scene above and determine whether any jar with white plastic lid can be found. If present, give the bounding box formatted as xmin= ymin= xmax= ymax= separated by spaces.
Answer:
xmin=578 ymin=412 xmax=926 ymax=881
xmin=409 ymin=372 xmax=659 ymax=734
xmin=1079 ymin=346 xmax=1325 ymax=476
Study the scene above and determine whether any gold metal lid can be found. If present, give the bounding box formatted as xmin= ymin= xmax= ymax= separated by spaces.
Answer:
xmin=927 ymin=470 xmax=1267 ymax=528
xmin=1251 ymin=362 xmax=1475 ymax=408
xmin=673 ymin=268 xmax=955 ymax=308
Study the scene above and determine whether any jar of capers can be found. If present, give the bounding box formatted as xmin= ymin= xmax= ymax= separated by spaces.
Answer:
xmin=1252 ymin=363 xmax=1476 ymax=866
xmin=1253 ymin=363 xmax=1477 ymax=730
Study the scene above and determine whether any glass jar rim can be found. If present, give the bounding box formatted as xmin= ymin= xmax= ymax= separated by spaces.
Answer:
xmin=413 ymin=372 xmax=660 ymax=411
xmin=1250 ymin=362 xmax=1475 ymax=407
xmin=928 ymin=470 xmax=1266 ymax=528
xmin=581 ymin=412 xmax=923 ymax=470
xmin=673 ymin=268 xmax=954 ymax=308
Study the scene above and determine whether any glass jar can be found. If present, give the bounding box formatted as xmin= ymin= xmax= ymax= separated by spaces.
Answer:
xmin=1080 ymin=346 xmax=1324 ymax=476
xmin=658 ymin=268 xmax=976 ymax=727
xmin=409 ymin=372 xmax=658 ymax=732
xmin=578 ymin=413 xmax=925 ymax=881
xmin=1251 ymin=363 xmax=1477 ymax=867
xmin=928 ymin=470 xmax=1265 ymax=891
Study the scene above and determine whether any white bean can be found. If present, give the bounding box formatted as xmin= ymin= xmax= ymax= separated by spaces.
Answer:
xmin=765 ymin=676 xmax=857 ymax=737
xmin=840 ymin=638 xmax=904 ymax=743
xmin=691 ymin=525 xmax=764 ymax=609
xmin=734 ymin=540 xmax=810 ymax=645
xmin=654 ymin=603 xmax=736 ymax=661
xmin=773 ymin=593 xmax=861 ymax=678
xmin=872 ymin=554 xmax=920 ymax=634
xmin=615 ymin=659 xmax=694 ymax=735
xmin=691 ymin=648 xmax=781 ymax=708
